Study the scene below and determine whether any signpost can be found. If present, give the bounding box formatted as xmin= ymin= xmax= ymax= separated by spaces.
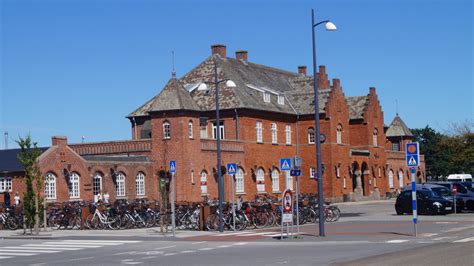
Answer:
xmin=290 ymin=168 xmax=301 ymax=234
xmin=227 ymin=163 xmax=237 ymax=231
xmin=406 ymin=142 xmax=419 ymax=237
xmin=169 ymin=160 xmax=176 ymax=237
xmin=452 ymin=185 xmax=457 ymax=214
xmin=281 ymin=189 xmax=293 ymax=239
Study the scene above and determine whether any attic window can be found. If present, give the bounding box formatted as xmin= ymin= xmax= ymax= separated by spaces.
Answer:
xmin=263 ymin=92 xmax=270 ymax=103
xmin=277 ymin=95 xmax=284 ymax=105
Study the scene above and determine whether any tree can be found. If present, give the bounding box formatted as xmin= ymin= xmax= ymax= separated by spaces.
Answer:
xmin=411 ymin=126 xmax=445 ymax=178
xmin=16 ymin=135 xmax=43 ymax=235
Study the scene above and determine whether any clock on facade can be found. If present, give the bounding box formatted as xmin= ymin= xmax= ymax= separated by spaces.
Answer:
xmin=320 ymin=134 xmax=326 ymax=143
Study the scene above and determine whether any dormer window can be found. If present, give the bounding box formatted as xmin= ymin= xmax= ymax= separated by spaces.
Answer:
xmin=277 ymin=95 xmax=284 ymax=105
xmin=263 ymin=92 xmax=270 ymax=103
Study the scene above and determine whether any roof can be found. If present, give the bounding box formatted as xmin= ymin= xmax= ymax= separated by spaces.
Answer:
xmin=82 ymin=155 xmax=151 ymax=163
xmin=0 ymin=148 xmax=49 ymax=173
xmin=386 ymin=115 xmax=414 ymax=137
xmin=346 ymin=96 xmax=368 ymax=120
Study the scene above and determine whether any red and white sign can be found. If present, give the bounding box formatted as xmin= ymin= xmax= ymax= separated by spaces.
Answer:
xmin=282 ymin=189 xmax=293 ymax=223
xmin=452 ymin=185 xmax=457 ymax=195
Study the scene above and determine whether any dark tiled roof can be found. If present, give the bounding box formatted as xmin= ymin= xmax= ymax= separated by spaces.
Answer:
xmin=346 ymin=96 xmax=368 ymax=120
xmin=0 ymin=148 xmax=48 ymax=173
xmin=386 ymin=115 xmax=414 ymax=137
xmin=148 ymin=78 xmax=202 ymax=113
xmin=82 ymin=155 xmax=151 ymax=163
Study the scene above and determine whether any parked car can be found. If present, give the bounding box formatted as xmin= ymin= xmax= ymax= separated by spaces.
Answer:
xmin=431 ymin=182 xmax=474 ymax=211
xmin=395 ymin=189 xmax=453 ymax=215
xmin=412 ymin=183 xmax=464 ymax=210
xmin=447 ymin=174 xmax=472 ymax=182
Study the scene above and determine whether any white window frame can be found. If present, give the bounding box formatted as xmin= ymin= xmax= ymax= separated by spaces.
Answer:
xmin=310 ymin=167 xmax=316 ymax=178
xmin=271 ymin=123 xmax=277 ymax=144
xmin=44 ymin=173 xmax=56 ymax=200
xmin=256 ymin=121 xmax=263 ymax=143
xmin=200 ymin=126 xmax=208 ymax=139
xmin=69 ymin=172 xmax=80 ymax=199
xmin=236 ymin=168 xmax=244 ymax=193
xmin=285 ymin=125 xmax=291 ymax=145
xmin=373 ymin=128 xmax=378 ymax=147
xmin=336 ymin=124 xmax=342 ymax=144
xmin=388 ymin=170 xmax=394 ymax=189
xmin=285 ymin=171 xmax=293 ymax=191
xmin=116 ymin=172 xmax=126 ymax=197
xmin=212 ymin=121 xmax=225 ymax=140
xmin=163 ymin=121 xmax=171 ymax=139
xmin=200 ymin=171 xmax=208 ymax=195
xmin=188 ymin=121 xmax=193 ymax=139
xmin=256 ymin=168 xmax=265 ymax=192
xmin=0 ymin=177 xmax=12 ymax=192
xmin=263 ymin=92 xmax=270 ymax=103
xmin=93 ymin=173 xmax=102 ymax=196
xmin=398 ymin=170 xmax=404 ymax=188
xmin=308 ymin=128 xmax=315 ymax=144
xmin=136 ymin=172 xmax=145 ymax=196
xmin=336 ymin=166 xmax=341 ymax=178
xmin=271 ymin=169 xmax=279 ymax=192
xmin=392 ymin=142 xmax=399 ymax=151
xmin=277 ymin=95 xmax=284 ymax=105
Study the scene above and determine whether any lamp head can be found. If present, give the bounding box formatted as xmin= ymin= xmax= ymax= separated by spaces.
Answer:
xmin=325 ymin=21 xmax=337 ymax=31
xmin=225 ymin=80 xmax=236 ymax=88
xmin=197 ymin=83 xmax=208 ymax=91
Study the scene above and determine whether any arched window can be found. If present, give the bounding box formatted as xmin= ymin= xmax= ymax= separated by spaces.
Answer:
xmin=69 ymin=172 xmax=80 ymax=199
xmin=136 ymin=172 xmax=145 ymax=196
xmin=398 ymin=170 xmax=404 ymax=188
xmin=44 ymin=173 xmax=57 ymax=200
xmin=163 ymin=121 xmax=171 ymax=139
xmin=236 ymin=168 xmax=244 ymax=193
xmin=271 ymin=123 xmax=277 ymax=144
xmin=93 ymin=172 xmax=102 ymax=196
xmin=373 ymin=128 xmax=379 ymax=147
xmin=200 ymin=171 xmax=208 ymax=195
xmin=336 ymin=124 xmax=343 ymax=144
xmin=308 ymin=127 xmax=315 ymax=144
xmin=256 ymin=168 xmax=265 ymax=192
xmin=271 ymin=169 xmax=280 ymax=192
xmin=285 ymin=170 xmax=293 ymax=191
xmin=188 ymin=120 xmax=193 ymax=139
xmin=388 ymin=170 xmax=394 ymax=189
xmin=116 ymin=172 xmax=126 ymax=197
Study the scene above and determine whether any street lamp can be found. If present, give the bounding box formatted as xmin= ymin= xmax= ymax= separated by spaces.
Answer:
xmin=197 ymin=57 xmax=236 ymax=232
xmin=311 ymin=9 xmax=336 ymax=237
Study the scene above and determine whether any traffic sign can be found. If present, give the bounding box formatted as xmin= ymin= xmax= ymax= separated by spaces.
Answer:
xmin=280 ymin=158 xmax=291 ymax=171
xmin=452 ymin=185 xmax=457 ymax=195
xmin=282 ymin=189 xmax=293 ymax=223
xmin=406 ymin=142 xmax=420 ymax=167
xmin=290 ymin=169 xmax=301 ymax=177
xmin=169 ymin=160 xmax=176 ymax=173
xmin=227 ymin=163 xmax=237 ymax=175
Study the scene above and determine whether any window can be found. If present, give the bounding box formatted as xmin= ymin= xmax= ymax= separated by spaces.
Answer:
xmin=212 ymin=121 xmax=225 ymax=140
xmin=398 ymin=170 xmax=404 ymax=188
xmin=136 ymin=172 xmax=145 ymax=196
xmin=256 ymin=121 xmax=263 ymax=143
xmin=200 ymin=126 xmax=208 ymax=139
xmin=163 ymin=121 xmax=171 ymax=139
xmin=310 ymin=167 xmax=316 ymax=178
xmin=271 ymin=169 xmax=279 ymax=192
xmin=236 ymin=168 xmax=244 ymax=193
xmin=0 ymin=177 xmax=12 ymax=192
xmin=336 ymin=165 xmax=341 ymax=178
xmin=271 ymin=123 xmax=277 ymax=144
xmin=256 ymin=168 xmax=265 ymax=192
xmin=44 ymin=173 xmax=56 ymax=200
xmin=388 ymin=170 xmax=394 ymax=188
xmin=263 ymin=92 xmax=270 ymax=103
xmin=200 ymin=171 xmax=207 ymax=195
xmin=343 ymin=177 xmax=347 ymax=189
xmin=116 ymin=172 xmax=126 ymax=197
xmin=308 ymin=127 xmax=315 ymax=144
xmin=93 ymin=173 xmax=102 ymax=196
xmin=392 ymin=142 xmax=400 ymax=151
xmin=336 ymin=124 xmax=343 ymax=144
xmin=285 ymin=171 xmax=293 ymax=190
xmin=373 ymin=128 xmax=378 ymax=147
xmin=277 ymin=95 xmax=284 ymax=105
xmin=69 ymin=172 xmax=80 ymax=199
xmin=285 ymin=125 xmax=291 ymax=145
xmin=188 ymin=121 xmax=193 ymax=139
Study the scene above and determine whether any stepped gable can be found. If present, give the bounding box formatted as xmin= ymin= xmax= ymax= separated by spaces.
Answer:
xmin=147 ymin=78 xmax=201 ymax=113
xmin=346 ymin=96 xmax=369 ymax=120
xmin=386 ymin=115 xmax=413 ymax=137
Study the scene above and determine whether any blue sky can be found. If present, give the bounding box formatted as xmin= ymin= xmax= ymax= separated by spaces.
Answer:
xmin=1 ymin=0 xmax=472 ymax=148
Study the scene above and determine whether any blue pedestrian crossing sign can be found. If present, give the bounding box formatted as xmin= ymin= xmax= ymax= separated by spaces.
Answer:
xmin=406 ymin=142 xmax=420 ymax=167
xmin=227 ymin=163 xmax=237 ymax=175
xmin=280 ymin=158 xmax=291 ymax=171
xmin=169 ymin=160 xmax=176 ymax=173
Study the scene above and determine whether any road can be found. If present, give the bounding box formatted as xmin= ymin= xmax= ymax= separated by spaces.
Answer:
xmin=0 ymin=200 xmax=472 ymax=265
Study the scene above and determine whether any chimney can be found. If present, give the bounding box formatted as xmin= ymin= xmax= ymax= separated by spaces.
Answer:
xmin=52 ymin=136 xmax=68 ymax=147
xmin=317 ymin=65 xmax=329 ymax=89
xmin=332 ymin=78 xmax=340 ymax=89
xmin=235 ymin=50 xmax=248 ymax=62
xmin=211 ymin=44 xmax=226 ymax=58
xmin=298 ymin=66 xmax=307 ymax=76
xmin=369 ymin=87 xmax=376 ymax=94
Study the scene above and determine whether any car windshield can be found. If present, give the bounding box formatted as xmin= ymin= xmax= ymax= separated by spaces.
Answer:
xmin=431 ymin=187 xmax=450 ymax=197
xmin=461 ymin=182 xmax=474 ymax=192
xmin=419 ymin=190 xmax=437 ymax=198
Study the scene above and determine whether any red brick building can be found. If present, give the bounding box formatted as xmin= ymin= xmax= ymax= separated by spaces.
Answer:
xmin=0 ymin=44 xmax=425 ymax=204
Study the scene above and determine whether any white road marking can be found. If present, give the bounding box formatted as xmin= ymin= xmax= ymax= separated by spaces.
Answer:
xmin=0 ymin=252 xmax=36 ymax=256
xmin=0 ymin=256 xmax=13 ymax=259
xmin=217 ymin=245 xmax=231 ymax=248
xmin=16 ymin=246 xmax=82 ymax=251
xmin=52 ymin=241 xmax=122 ymax=246
xmin=61 ymin=240 xmax=141 ymax=243
xmin=198 ymin=247 xmax=215 ymax=251
xmin=180 ymin=250 xmax=196 ymax=253
xmin=141 ymin=256 xmax=157 ymax=259
xmin=67 ymin=257 xmax=94 ymax=261
xmin=23 ymin=244 xmax=99 ymax=248
xmin=154 ymin=245 xmax=176 ymax=250
xmin=214 ymin=231 xmax=253 ymax=236
xmin=453 ymin=237 xmax=474 ymax=243
xmin=163 ymin=253 xmax=177 ymax=256
xmin=191 ymin=241 xmax=206 ymax=245
xmin=386 ymin=240 xmax=410 ymax=243
xmin=421 ymin=233 xmax=438 ymax=237
xmin=0 ymin=249 xmax=60 ymax=253
xmin=433 ymin=236 xmax=451 ymax=241
xmin=435 ymin=222 xmax=458 ymax=224
xmin=122 ymin=262 xmax=143 ymax=265
xmin=232 ymin=242 xmax=248 ymax=246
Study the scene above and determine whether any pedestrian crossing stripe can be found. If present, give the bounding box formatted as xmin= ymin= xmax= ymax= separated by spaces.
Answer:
xmin=408 ymin=156 xmax=417 ymax=166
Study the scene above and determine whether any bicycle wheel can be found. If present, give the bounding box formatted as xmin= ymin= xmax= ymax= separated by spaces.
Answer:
xmin=253 ymin=212 xmax=269 ymax=229
xmin=6 ymin=216 xmax=19 ymax=230
xmin=205 ymin=214 xmax=219 ymax=231
xmin=69 ymin=215 xmax=82 ymax=230
xmin=85 ymin=214 xmax=98 ymax=230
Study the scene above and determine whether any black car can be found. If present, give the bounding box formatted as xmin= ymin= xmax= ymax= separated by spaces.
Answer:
xmin=432 ymin=182 xmax=474 ymax=211
xmin=395 ymin=190 xmax=453 ymax=215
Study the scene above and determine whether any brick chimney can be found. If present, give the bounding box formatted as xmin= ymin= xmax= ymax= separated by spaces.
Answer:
xmin=211 ymin=44 xmax=226 ymax=58
xmin=332 ymin=78 xmax=341 ymax=89
xmin=235 ymin=50 xmax=248 ymax=62
xmin=317 ymin=65 xmax=330 ymax=89
xmin=52 ymin=136 xmax=67 ymax=146
xmin=298 ymin=66 xmax=307 ymax=76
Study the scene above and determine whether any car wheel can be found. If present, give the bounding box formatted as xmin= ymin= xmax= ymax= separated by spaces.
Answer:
xmin=395 ymin=206 xmax=403 ymax=215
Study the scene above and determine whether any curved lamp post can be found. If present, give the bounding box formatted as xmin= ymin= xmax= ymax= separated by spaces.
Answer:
xmin=198 ymin=57 xmax=236 ymax=232
xmin=311 ymin=9 xmax=336 ymax=237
